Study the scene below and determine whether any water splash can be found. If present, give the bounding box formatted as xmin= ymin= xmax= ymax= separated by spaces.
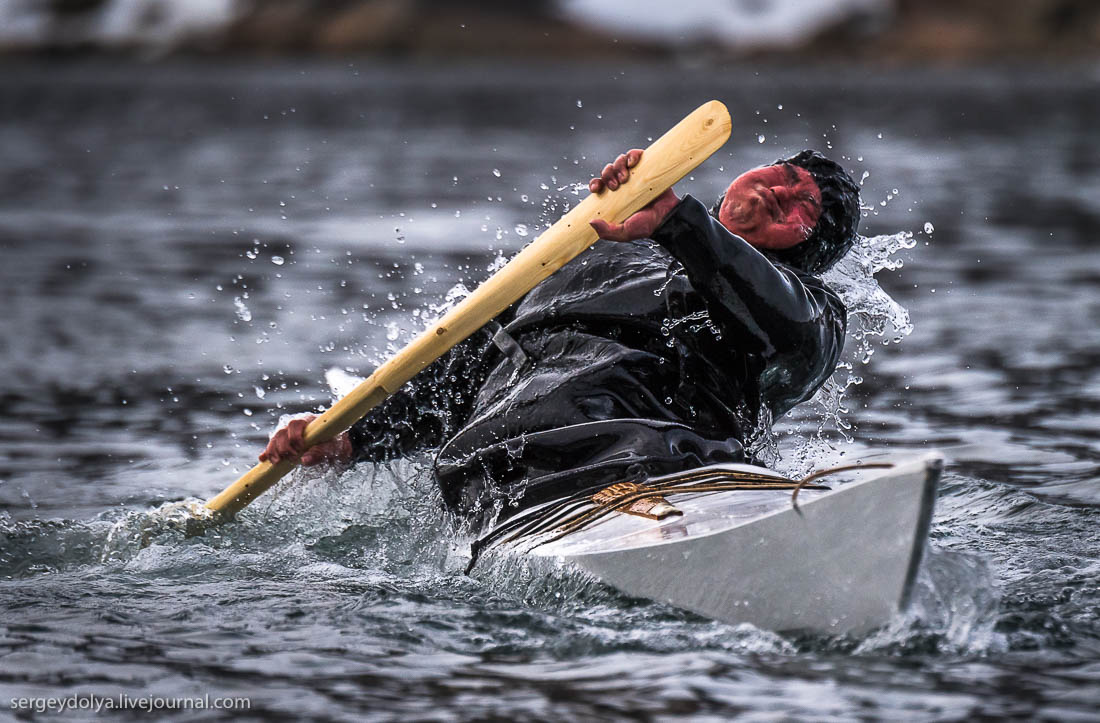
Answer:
xmin=854 ymin=548 xmax=1005 ymax=656
xmin=421 ymin=282 xmax=472 ymax=327
xmin=826 ymin=231 xmax=916 ymax=350
xmin=820 ymin=232 xmax=914 ymax=393
xmin=325 ymin=367 xmax=366 ymax=398
xmin=101 ymin=499 xmax=217 ymax=562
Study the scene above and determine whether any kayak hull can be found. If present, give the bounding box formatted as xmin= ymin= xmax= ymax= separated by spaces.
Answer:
xmin=529 ymin=453 xmax=941 ymax=634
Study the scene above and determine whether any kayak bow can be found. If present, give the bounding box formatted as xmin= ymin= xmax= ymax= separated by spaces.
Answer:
xmin=512 ymin=453 xmax=942 ymax=634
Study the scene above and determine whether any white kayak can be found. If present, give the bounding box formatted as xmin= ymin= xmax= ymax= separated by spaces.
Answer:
xmin=515 ymin=452 xmax=942 ymax=634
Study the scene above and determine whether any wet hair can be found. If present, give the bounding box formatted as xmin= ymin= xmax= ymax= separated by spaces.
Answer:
xmin=710 ymin=149 xmax=861 ymax=275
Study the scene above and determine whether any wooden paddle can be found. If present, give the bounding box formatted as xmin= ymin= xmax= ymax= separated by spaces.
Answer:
xmin=205 ymin=100 xmax=732 ymax=517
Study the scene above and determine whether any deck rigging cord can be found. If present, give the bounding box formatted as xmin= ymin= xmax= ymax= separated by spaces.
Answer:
xmin=464 ymin=462 xmax=894 ymax=574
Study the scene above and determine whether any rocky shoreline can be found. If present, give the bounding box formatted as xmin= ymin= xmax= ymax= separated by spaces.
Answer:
xmin=3 ymin=0 xmax=1098 ymax=63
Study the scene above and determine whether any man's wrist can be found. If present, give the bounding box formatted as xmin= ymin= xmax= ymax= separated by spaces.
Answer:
xmin=651 ymin=193 xmax=692 ymax=242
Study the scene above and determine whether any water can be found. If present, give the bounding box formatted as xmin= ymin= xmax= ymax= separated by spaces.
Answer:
xmin=2 ymin=59 xmax=1099 ymax=719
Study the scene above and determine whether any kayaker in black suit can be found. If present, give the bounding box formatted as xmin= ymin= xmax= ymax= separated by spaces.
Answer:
xmin=260 ymin=149 xmax=862 ymax=524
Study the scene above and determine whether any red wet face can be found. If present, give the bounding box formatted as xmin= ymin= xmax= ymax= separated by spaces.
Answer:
xmin=718 ymin=164 xmax=822 ymax=250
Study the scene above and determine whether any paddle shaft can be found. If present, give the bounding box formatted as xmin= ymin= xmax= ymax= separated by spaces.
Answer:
xmin=205 ymin=100 xmax=732 ymax=516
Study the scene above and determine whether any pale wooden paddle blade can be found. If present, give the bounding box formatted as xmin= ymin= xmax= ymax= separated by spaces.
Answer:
xmin=206 ymin=100 xmax=732 ymax=517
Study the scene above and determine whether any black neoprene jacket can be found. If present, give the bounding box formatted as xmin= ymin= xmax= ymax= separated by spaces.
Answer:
xmin=348 ymin=195 xmax=846 ymax=520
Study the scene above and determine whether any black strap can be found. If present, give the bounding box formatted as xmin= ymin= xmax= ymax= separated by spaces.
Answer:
xmin=486 ymin=320 xmax=530 ymax=371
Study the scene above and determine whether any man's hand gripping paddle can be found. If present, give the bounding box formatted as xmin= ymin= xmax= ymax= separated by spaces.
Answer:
xmin=204 ymin=101 xmax=731 ymax=518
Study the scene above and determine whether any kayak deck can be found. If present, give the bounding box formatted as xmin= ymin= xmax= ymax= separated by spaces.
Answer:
xmin=522 ymin=453 xmax=942 ymax=634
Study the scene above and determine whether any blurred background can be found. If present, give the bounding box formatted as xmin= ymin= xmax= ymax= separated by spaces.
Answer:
xmin=2 ymin=0 xmax=1099 ymax=60
xmin=2 ymin=1 xmax=1099 ymax=720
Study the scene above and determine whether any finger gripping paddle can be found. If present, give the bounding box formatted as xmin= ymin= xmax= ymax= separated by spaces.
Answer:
xmin=205 ymin=100 xmax=732 ymax=517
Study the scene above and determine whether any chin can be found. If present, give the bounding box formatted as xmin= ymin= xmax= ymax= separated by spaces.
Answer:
xmin=718 ymin=210 xmax=744 ymax=234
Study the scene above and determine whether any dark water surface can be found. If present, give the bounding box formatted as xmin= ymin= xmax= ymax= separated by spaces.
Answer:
xmin=2 ymin=60 xmax=1099 ymax=720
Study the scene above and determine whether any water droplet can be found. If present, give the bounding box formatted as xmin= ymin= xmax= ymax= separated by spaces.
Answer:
xmin=757 ymin=134 xmax=766 ymax=144
xmin=271 ymin=255 xmax=285 ymax=265
xmin=243 ymin=408 xmax=253 ymax=416
xmin=923 ymin=222 xmax=935 ymax=234
xmin=254 ymin=386 xmax=266 ymax=399
xmin=223 ymin=364 xmax=234 ymax=374
xmin=514 ymin=223 xmax=529 ymax=237
xmin=233 ymin=297 xmax=252 ymax=322
xmin=492 ymin=168 xmax=501 ymax=178
xmin=576 ymin=99 xmax=583 ymax=108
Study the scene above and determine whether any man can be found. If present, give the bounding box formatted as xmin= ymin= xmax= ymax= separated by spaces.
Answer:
xmin=261 ymin=149 xmax=861 ymax=523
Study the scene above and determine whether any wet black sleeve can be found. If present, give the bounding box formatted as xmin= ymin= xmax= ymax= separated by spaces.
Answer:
xmin=346 ymin=328 xmax=496 ymax=463
xmin=651 ymin=194 xmax=846 ymax=413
